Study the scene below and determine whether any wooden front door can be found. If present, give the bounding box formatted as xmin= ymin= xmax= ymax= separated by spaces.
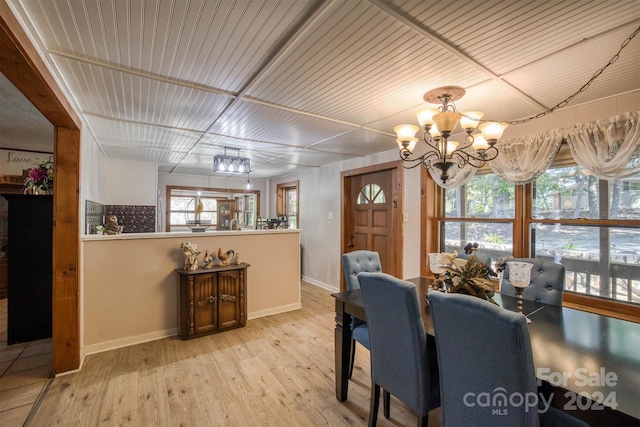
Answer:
xmin=342 ymin=162 xmax=402 ymax=289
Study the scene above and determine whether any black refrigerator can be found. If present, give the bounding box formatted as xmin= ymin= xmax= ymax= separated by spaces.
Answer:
xmin=2 ymin=194 xmax=52 ymax=344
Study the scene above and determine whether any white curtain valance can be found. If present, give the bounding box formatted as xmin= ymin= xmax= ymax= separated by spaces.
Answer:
xmin=563 ymin=111 xmax=640 ymax=180
xmin=489 ymin=129 xmax=564 ymax=185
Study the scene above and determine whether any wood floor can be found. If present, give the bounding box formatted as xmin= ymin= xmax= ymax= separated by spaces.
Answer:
xmin=30 ymin=282 xmax=441 ymax=426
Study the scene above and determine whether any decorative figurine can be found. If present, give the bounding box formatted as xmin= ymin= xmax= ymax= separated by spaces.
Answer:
xmin=180 ymin=242 xmax=201 ymax=270
xmin=202 ymin=250 xmax=214 ymax=268
xmin=235 ymin=252 xmax=241 ymax=265
xmin=217 ymin=247 xmax=235 ymax=266
xmin=103 ymin=215 xmax=124 ymax=235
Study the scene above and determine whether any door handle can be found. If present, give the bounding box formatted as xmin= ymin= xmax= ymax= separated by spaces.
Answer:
xmin=207 ymin=296 xmax=217 ymax=304
xmin=348 ymin=234 xmax=355 ymax=249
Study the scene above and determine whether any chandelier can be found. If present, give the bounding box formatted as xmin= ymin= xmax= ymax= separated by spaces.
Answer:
xmin=394 ymin=86 xmax=508 ymax=184
xmin=213 ymin=147 xmax=250 ymax=174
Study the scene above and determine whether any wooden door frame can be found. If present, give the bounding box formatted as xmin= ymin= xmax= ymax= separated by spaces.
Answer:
xmin=341 ymin=160 xmax=403 ymax=291
xmin=1 ymin=0 xmax=81 ymax=374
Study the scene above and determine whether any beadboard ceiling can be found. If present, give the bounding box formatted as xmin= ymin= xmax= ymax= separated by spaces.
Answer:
xmin=2 ymin=0 xmax=639 ymax=179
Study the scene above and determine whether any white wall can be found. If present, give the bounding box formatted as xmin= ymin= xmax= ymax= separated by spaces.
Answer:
xmin=104 ymin=159 xmax=157 ymax=205
xmin=269 ymin=149 xmax=423 ymax=292
xmin=501 ymin=90 xmax=640 ymax=139
xmin=79 ymin=129 xmax=107 ymax=205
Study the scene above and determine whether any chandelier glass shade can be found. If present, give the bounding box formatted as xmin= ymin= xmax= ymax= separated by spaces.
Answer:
xmin=213 ymin=147 xmax=250 ymax=174
xmin=395 ymin=86 xmax=508 ymax=184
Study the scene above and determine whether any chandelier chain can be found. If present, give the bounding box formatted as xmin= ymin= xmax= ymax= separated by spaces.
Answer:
xmin=494 ymin=25 xmax=640 ymax=126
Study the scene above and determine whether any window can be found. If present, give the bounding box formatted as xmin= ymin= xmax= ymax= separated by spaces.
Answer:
xmin=429 ymin=161 xmax=640 ymax=309
xmin=441 ymin=172 xmax=515 ymax=267
xmin=357 ymin=183 xmax=386 ymax=204
xmin=530 ymin=167 xmax=640 ymax=304
xmin=166 ymin=186 xmax=259 ymax=232
xmin=169 ymin=194 xmax=217 ymax=230
xmin=277 ymin=181 xmax=299 ymax=229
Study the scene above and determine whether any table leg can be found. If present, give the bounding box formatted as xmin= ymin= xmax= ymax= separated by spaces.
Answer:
xmin=335 ymin=300 xmax=352 ymax=402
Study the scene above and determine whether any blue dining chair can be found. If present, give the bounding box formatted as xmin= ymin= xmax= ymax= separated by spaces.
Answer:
xmin=358 ymin=272 xmax=440 ymax=427
xmin=428 ymin=291 xmax=588 ymax=427
xmin=501 ymin=258 xmax=565 ymax=306
xmin=341 ymin=250 xmax=382 ymax=378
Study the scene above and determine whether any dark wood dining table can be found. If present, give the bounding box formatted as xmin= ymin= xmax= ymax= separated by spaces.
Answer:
xmin=332 ymin=277 xmax=640 ymax=426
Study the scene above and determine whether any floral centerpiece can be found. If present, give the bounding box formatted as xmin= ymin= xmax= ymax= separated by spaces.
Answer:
xmin=24 ymin=161 xmax=54 ymax=194
xmin=431 ymin=252 xmax=497 ymax=304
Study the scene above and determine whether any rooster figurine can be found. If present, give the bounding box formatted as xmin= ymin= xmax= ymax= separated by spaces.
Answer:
xmin=218 ymin=248 xmax=235 ymax=266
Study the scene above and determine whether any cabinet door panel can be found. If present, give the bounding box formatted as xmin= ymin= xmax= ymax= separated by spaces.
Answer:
xmin=218 ymin=270 xmax=242 ymax=329
xmin=194 ymin=273 xmax=217 ymax=334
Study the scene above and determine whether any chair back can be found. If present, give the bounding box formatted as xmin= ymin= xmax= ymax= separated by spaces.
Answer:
xmin=428 ymin=291 xmax=540 ymax=426
xmin=501 ymin=258 xmax=565 ymax=306
xmin=342 ymin=250 xmax=382 ymax=291
xmin=358 ymin=272 xmax=437 ymax=416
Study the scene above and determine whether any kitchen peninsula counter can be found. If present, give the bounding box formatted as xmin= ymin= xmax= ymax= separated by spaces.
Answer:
xmin=82 ymin=229 xmax=300 ymax=358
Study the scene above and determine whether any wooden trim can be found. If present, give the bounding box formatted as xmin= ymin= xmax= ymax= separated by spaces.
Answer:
xmin=514 ymin=183 xmax=526 ymax=257
xmin=1 ymin=0 xmax=81 ymax=374
xmin=564 ymin=292 xmax=640 ymax=323
xmin=52 ymin=127 xmax=80 ymax=372
xmin=276 ymin=181 xmax=299 ymax=227
xmin=421 ymin=167 xmax=440 ymax=277
xmin=341 ymin=160 xmax=403 ymax=290
xmin=0 ymin=1 xmax=80 ymax=129
xmin=530 ymin=218 xmax=640 ymax=227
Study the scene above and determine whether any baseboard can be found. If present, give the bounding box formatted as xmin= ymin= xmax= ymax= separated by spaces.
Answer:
xmin=78 ymin=302 xmax=306 ymax=360
xmin=302 ymin=276 xmax=339 ymax=293
xmin=81 ymin=328 xmax=178 ymax=358
xmin=248 ymin=302 xmax=302 ymax=320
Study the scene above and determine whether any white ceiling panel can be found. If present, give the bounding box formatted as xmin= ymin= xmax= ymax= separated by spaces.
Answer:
xmin=209 ymin=100 xmax=358 ymax=147
xmin=22 ymin=0 xmax=318 ymax=92
xmin=503 ymin=24 xmax=640 ymax=110
xmin=401 ymin=0 xmax=640 ymax=76
xmin=87 ymin=116 xmax=201 ymax=153
xmin=247 ymin=0 xmax=486 ymax=125
xmin=52 ymin=57 xmax=231 ymax=131
xmin=4 ymin=0 xmax=639 ymax=179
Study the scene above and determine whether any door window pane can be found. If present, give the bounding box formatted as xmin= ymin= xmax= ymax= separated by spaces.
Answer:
xmin=358 ymin=184 xmax=385 ymax=204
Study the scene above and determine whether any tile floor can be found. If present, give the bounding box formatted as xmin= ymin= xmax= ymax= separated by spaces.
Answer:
xmin=0 ymin=298 xmax=52 ymax=427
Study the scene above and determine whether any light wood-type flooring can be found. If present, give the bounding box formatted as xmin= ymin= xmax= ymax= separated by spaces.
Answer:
xmin=29 ymin=282 xmax=441 ymax=426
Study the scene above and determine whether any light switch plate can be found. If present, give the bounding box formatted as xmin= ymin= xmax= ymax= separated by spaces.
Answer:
xmin=328 ymin=212 xmax=334 ymax=220
xmin=403 ymin=212 xmax=408 ymax=222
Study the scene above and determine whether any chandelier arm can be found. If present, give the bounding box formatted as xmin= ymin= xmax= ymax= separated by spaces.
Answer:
xmin=399 ymin=152 xmax=429 ymax=169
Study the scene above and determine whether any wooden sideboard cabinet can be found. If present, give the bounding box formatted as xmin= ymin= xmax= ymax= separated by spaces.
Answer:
xmin=176 ymin=263 xmax=249 ymax=339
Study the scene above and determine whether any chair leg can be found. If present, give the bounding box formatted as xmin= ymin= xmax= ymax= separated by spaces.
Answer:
xmin=349 ymin=339 xmax=356 ymax=379
xmin=417 ymin=414 xmax=428 ymax=427
xmin=368 ymin=383 xmax=380 ymax=427
xmin=383 ymin=390 xmax=390 ymax=418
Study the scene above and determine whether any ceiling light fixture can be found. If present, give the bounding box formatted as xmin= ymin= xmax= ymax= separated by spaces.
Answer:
xmin=394 ymin=86 xmax=507 ymax=184
xmin=393 ymin=26 xmax=640 ymax=186
xmin=213 ymin=147 xmax=250 ymax=174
